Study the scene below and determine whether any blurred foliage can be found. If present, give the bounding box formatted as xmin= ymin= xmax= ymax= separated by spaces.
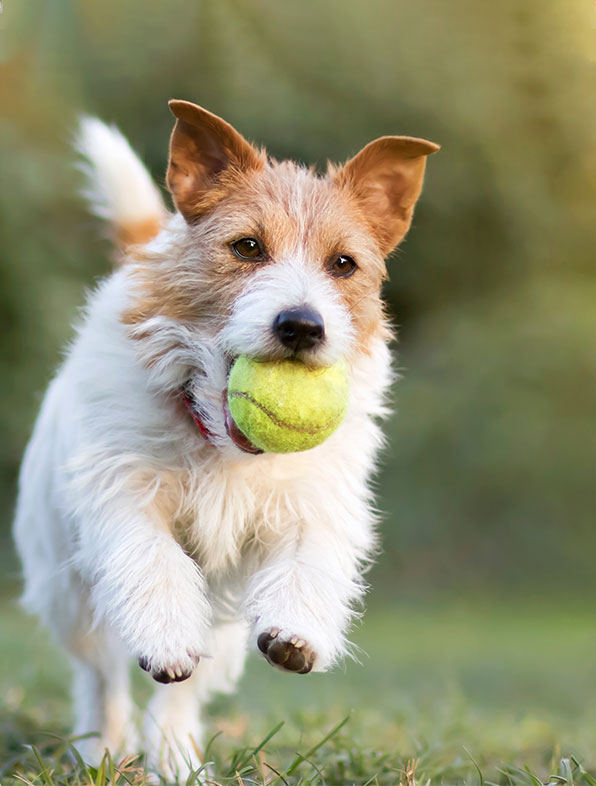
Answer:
xmin=0 ymin=0 xmax=595 ymax=592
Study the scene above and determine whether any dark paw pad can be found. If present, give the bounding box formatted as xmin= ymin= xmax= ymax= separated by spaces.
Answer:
xmin=138 ymin=653 xmax=199 ymax=684
xmin=257 ymin=629 xmax=315 ymax=674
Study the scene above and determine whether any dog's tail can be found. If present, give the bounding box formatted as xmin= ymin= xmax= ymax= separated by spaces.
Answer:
xmin=76 ymin=117 xmax=168 ymax=251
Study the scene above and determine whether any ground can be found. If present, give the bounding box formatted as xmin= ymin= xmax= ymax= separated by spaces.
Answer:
xmin=2 ymin=577 xmax=596 ymax=786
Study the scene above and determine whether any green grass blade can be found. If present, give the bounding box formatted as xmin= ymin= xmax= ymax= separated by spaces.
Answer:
xmin=29 ymin=745 xmax=55 ymax=786
xmin=232 ymin=720 xmax=285 ymax=774
xmin=463 ymin=746 xmax=484 ymax=786
xmin=285 ymin=715 xmax=350 ymax=777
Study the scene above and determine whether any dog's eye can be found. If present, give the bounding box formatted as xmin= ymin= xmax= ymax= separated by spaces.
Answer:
xmin=329 ymin=254 xmax=357 ymax=279
xmin=231 ymin=237 xmax=264 ymax=261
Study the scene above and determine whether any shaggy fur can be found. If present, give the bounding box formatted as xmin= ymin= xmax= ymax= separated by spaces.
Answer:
xmin=13 ymin=101 xmax=438 ymax=777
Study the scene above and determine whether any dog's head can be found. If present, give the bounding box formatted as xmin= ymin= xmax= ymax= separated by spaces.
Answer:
xmin=123 ymin=101 xmax=438 ymax=455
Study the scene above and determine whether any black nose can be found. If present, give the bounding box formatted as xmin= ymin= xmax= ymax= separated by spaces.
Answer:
xmin=273 ymin=308 xmax=325 ymax=353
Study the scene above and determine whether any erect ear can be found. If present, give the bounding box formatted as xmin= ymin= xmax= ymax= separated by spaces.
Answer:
xmin=167 ymin=100 xmax=264 ymax=222
xmin=334 ymin=135 xmax=439 ymax=256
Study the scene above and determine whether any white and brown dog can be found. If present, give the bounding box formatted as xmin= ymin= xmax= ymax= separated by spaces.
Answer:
xmin=13 ymin=101 xmax=438 ymax=775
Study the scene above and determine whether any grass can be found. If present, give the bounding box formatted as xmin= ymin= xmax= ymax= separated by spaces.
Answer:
xmin=2 ymin=577 xmax=596 ymax=786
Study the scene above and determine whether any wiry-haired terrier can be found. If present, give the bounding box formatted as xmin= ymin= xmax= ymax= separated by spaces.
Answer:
xmin=14 ymin=100 xmax=438 ymax=776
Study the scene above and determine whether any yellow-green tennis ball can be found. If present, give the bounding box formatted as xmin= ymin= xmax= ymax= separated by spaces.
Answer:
xmin=227 ymin=356 xmax=350 ymax=454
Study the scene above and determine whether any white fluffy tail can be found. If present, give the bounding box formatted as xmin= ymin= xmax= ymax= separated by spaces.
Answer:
xmin=76 ymin=117 xmax=168 ymax=251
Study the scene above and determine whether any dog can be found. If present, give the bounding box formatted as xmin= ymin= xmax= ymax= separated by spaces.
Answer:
xmin=13 ymin=100 xmax=438 ymax=776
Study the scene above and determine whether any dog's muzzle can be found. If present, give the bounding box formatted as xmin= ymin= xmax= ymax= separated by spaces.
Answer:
xmin=272 ymin=307 xmax=325 ymax=353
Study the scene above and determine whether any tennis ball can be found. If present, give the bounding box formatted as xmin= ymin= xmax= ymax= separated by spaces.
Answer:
xmin=227 ymin=356 xmax=350 ymax=453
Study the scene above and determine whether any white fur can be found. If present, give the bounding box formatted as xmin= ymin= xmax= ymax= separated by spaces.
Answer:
xmin=14 ymin=121 xmax=393 ymax=775
xmin=76 ymin=117 xmax=167 ymax=230
xmin=219 ymin=256 xmax=355 ymax=367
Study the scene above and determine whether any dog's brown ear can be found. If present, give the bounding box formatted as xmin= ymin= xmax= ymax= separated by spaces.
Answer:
xmin=167 ymin=100 xmax=264 ymax=222
xmin=334 ymin=136 xmax=439 ymax=256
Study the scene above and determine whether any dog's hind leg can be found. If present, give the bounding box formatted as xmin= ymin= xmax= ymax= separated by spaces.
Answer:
xmin=68 ymin=624 xmax=137 ymax=765
xmin=143 ymin=618 xmax=249 ymax=780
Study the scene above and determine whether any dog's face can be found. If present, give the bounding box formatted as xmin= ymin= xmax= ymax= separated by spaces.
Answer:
xmin=123 ymin=101 xmax=438 ymax=454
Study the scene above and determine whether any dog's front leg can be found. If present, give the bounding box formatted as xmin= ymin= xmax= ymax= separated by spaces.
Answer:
xmin=244 ymin=502 xmax=374 ymax=674
xmin=76 ymin=493 xmax=211 ymax=684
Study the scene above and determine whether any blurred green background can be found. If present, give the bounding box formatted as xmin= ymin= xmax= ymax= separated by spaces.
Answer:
xmin=2 ymin=1 xmax=596 ymax=779
xmin=1 ymin=0 xmax=595 ymax=598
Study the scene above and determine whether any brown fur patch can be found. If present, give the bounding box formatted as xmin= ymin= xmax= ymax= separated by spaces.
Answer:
xmin=115 ymin=217 xmax=163 ymax=251
xmin=167 ymin=100 xmax=266 ymax=223
xmin=332 ymin=135 xmax=439 ymax=256
xmin=122 ymin=157 xmax=393 ymax=354
xmin=122 ymin=103 xmax=438 ymax=357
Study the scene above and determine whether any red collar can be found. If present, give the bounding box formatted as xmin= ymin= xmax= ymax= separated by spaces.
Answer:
xmin=178 ymin=386 xmax=263 ymax=455
xmin=178 ymin=387 xmax=215 ymax=446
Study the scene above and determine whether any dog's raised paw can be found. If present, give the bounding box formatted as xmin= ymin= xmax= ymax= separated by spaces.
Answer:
xmin=257 ymin=628 xmax=315 ymax=674
xmin=138 ymin=651 xmax=200 ymax=684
